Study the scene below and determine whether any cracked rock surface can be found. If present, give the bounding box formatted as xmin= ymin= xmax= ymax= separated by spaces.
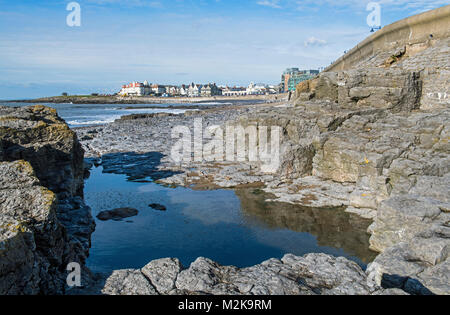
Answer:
xmin=0 ymin=106 xmax=95 ymax=295
xmin=1 ymin=33 xmax=448 ymax=296
xmin=99 ymin=254 xmax=394 ymax=296
xmin=75 ymin=36 xmax=449 ymax=295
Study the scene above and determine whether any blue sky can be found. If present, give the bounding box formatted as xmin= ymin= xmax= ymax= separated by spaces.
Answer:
xmin=0 ymin=0 xmax=448 ymax=99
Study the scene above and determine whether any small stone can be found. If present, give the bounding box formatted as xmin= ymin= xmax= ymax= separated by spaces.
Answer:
xmin=97 ymin=208 xmax=139 ymax=221
xmin=149 ymin=203 xmax=167 ymax=211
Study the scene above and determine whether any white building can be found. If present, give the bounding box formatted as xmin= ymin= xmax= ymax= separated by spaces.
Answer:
xmin=266 ymin=85 xmax=279 ymax=94
xmin=222 ymin=86 xmax=247 ymax=96
xmin=246 ymin=82 xmax=267 ymax=95
xmin=165 ymin=86 xmax=179 ymax=96
xmin=179 ymin=85 xmax=188 ymax=96
xmin=151 ymin=84 xmax=166 ymax=95
xmin=188 ymin=83 xmax=202 ymax=97
xmin=119 ymin=81 xmax=152 ymax=96
xmin=119 ymin=82 xmax=144 ymax=96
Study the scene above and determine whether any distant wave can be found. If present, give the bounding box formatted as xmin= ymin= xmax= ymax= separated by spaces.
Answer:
xmin=71 ymin=105 xmax=121 ymax=110
xmin=123 ymin=108 xmax=188 ymax=114
xmin=66 ymin=108 xmax=189 ymax=127
xmin=67 ymin=115 xmax=122 ymax=126
xmin=193 ymin=102 xmax=233 ymax=106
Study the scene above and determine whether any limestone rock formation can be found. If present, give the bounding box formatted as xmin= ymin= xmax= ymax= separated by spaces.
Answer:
xmin=0 ymin=105 xmax=95 ymax=295
xmin=0 ymin=105 xmax=84 ymax=198
xmin=72 ymin=13 xmax=449 ymax=296
xmin=0 ymin=161 xmax=65 ymax=294
xmin=2 ymin=7 xmax=449 ymax=297
xmin=101 ymin=254 xmax=394 ymax=295
xmin=369 ymin=195 xmax=448 ymax=252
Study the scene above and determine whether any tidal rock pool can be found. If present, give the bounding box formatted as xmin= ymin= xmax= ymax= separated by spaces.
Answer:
xmin=85 ymin=166 xmax=377 ymax=273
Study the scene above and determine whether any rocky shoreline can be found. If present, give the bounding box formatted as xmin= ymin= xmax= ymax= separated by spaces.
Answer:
xmin=0 ymin=105 xmax=95 ymax=294
xmin=95 ymin=254 xmax=406 ymax=296
xmin=75 ymin=37 xmax=449 ymax=295
xmin=1 ymin=37 xmax=448 ymax=295
xmin=74 ymin=105 xmax=449 ymax=294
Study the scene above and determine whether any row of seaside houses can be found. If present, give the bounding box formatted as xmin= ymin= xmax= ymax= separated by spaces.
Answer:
xmin=118 ymin=81 xmax=279 ymax=97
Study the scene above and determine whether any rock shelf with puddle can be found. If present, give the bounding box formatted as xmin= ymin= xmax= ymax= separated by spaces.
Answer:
xmin=84 ymin=166 xmax=377 ymax=274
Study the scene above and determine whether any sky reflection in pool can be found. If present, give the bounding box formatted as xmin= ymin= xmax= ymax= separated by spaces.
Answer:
xmin=85 ymin=167 xmax=377 ymax=273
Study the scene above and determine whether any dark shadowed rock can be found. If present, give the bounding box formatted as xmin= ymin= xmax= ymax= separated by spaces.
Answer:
xmin=97 ymin=208 xmax=139 ymax=221
xmin=0 ymin=161 xmax=64 ymax=295
xmin=0 ymin=106 xmax=95 ymax=295
xmin=149 ymin=203 xmax=167 ymax=211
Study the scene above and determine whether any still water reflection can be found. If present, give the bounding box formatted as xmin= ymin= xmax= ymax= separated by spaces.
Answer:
xmin=85 ymin=166 xmax=377 ymax=273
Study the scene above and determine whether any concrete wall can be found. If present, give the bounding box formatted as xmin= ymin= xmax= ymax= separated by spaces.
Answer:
xmin=325 ymin=5 xmax=450 ymax=72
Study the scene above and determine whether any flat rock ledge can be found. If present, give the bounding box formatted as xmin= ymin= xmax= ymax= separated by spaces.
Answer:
xmin=94 ymin=254 xmax=406 ymax=296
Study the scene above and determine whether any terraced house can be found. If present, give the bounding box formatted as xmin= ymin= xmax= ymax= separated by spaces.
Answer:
xmin=200 ymin=83 xmax=222 ymax=97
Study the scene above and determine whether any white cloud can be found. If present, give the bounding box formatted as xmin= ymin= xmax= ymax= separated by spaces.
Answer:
xmin=304 ymin=36 xmax=327 ymax=47
xmin=86 ymin=0 xmax=163 ymax=8
xmin=257 ymin=0 xmax=282 ymax=9
xmin=292 ymin=0 xmax=449 ymax=13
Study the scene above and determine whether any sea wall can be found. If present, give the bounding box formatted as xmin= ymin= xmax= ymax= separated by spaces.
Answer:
xmin=325 ymin=5 xmax=450 ymax=72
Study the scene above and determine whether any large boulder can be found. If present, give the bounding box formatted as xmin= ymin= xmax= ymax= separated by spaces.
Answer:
xmin=0 ymin=105 xmax=85 ymax=199
xmin=336 ymin=69 xmax=422 ymax=112
xmin=102 ymin=269 xmax=158 ymax=295
xmin=0 ymin=106 xmax=95 ymax=295
xmin=294 ymin=69 xmax=422 ymax=113
xmin=369 ymin=195 xmax=448 ymax=252
xmin=141 ymin=258 xmax=183 ymax=294
xmin=0 ymin=161 xmax=68 ymax=294
xmin=367 ymin=225 xmax=450 ymax=295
